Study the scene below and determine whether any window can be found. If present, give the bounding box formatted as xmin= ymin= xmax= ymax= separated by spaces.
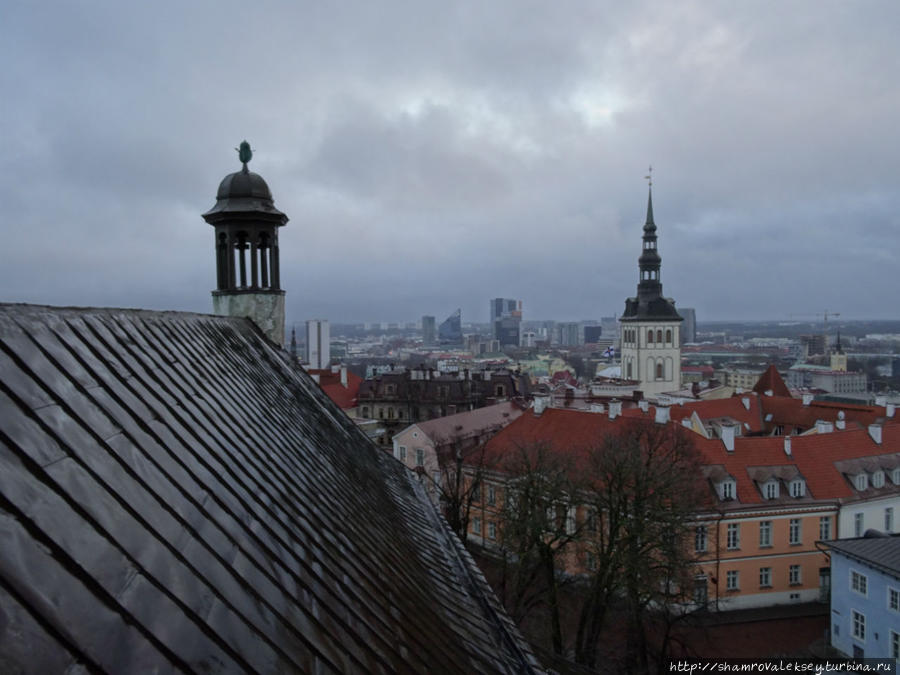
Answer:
xmin=889 ymin=587 xmax=900 ymax=612
xmin=886 ymin=507 xmax=894 ymax=532
xmin=585 ymin=508 xmax=597 ymax=534
xmin=488 ymin=521 xmax=496 ymax=540
xmin=854 ymin=512 xmax=864 ymax=537
xmin=819 ymin=516 xmax=832 ymax=541
xmin=893 ymin=467 xmax=900 ymax=485
xmin=487 ymin=485 xmax=496 ymax=506
xmin=764 ymin=481 xmax=779 ymax=499
xmin=399 ymin=446 xmax=407 ymax=462
xmin=471 ymin=517 xmax=481 ymax=535
xmin=726 ymin=570 xmax=739 ymax=591
xmin=790 ymin=479 xmax=805 ymax=498
xmin=415 ymin=448 xmax=424 ymax=467
xmin=789 ymin=518 xmax=802 ymax=545
xmin=759 ymin=567 xmax=772 ymax=587
xmin=872 ymin=470 xmax=885 ymax=488
xmin=656 ymin=362 xmax=663 ymax=379
xmin=648 ymin=330 xmax=654 ymax=345
xmin=759 ymin=521 xmax=772 ymax=547
xmin=361 ymin=406 xmax=370 ymax=418
xmin=892 ymin=631 xmax=900 ymax=660
xmin=695 ymin=525 xmax=708 ymax=553
xmin=727 ymin=523 xmax=740 ymax=550
xmin=789 ymin=565 xmax=801 ymax=585
xmin=495 ymin=384 xmax=506 ymax=397
xmin=855 ymin=474 xmax=868 ymax=491
xmin=387 ymin=407 xmax=395 ymax=420
xmin=666 ymin=329 xmax=672 ymax=344
xmin=851 ymin=570 xmax=868 ymax=596
xmin=851 ymin=610 xmax=865 ymax=640
xmin=720 ymin=480 xmax=736 ymax=500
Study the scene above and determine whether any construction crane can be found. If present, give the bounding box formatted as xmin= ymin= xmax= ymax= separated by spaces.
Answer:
xmin=787 ymin=311 xmax=842 ymax=355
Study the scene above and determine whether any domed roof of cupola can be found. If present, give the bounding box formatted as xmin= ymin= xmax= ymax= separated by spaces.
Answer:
xmin=216 ymin=167 xmax=273 ymax=202
xmin=202 ymin=141 xmax=287 ymax=224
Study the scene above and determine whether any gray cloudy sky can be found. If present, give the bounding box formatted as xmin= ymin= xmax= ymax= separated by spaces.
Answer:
xmin=2 ymin=2 xmax=898 ymax=326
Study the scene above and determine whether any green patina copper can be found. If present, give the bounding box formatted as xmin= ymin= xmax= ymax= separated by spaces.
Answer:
xmin=237 ymin=140 xmax=252 ymax=166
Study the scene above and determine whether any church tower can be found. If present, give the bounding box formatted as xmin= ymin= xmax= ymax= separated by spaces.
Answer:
xmin=619 ymin=178 xmax=683 ymax=397
xmin=203 ymin=141 xmax=288 ymax=346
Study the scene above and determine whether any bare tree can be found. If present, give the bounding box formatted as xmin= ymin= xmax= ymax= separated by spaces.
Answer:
xmin=496 ymin=442 xmax=583 ymax=656
xmin=574 ymin=420 xmax=710 ymax=672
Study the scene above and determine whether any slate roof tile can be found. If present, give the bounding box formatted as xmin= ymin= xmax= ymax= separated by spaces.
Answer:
xmin=0 ymin=304 xmax=540 ymax=674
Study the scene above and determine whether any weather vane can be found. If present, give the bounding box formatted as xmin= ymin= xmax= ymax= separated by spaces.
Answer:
xmin=236 ymin=140 xmax=253 ymax=171
xmin=644 ymin=165 xmax=653 ymax=188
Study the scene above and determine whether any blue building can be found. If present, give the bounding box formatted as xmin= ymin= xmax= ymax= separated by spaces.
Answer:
xmin=823 ymin=533 xmax=900 ymax=661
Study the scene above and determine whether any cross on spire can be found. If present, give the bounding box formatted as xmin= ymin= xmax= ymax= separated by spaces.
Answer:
xmin=644 ymin=165 xmax=653 ymax=188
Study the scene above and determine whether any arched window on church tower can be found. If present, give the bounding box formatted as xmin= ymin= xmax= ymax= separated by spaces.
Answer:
xmin=666 ymin=329 xmax=672 ymax=345
xmin=656 ymin=361 xmax=663 ymax=380
xmin=648 ymin=329 xmax=654 ymax=345
xmin=657 ymin=329 xmax=663 ymax=344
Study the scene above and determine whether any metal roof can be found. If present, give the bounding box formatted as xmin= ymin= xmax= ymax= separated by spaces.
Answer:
xmin=0 ymin=304 xmax=540 ymax=673
xmin=823 ymin=534 xmax=900 ymax=579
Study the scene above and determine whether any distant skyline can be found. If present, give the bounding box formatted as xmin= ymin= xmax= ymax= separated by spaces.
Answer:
xmin=2 ymin=2 xmax=899 ymax=325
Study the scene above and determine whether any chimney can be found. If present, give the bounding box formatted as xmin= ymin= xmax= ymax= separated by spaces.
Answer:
xmin=869 ymin=423 xmax=883 ymax=445
xmin=741 ymin=396 xmax=750 ymax=411
xmin=764 ymin=389 xmax=773 ymax=397
xmin=836 ymin=411 xmax=846 ymax=430
xmin=340 ymin=365 xmax=348 ymax=388
xmin=802 ymin=393 xmax=814 ymax=406
xmin=721 ymin=424 xmax=735 ymax=452
xmin=815 ymin=420 xmax=834 ymax=434
xmin=655 ymin=404 xmax=670 ymax=425
xmin=331 ymin=364 xmax=339 ymax=373
xmin=589 ymin=403 xmax=605 ymax=414
xmin=638 ymin=399 xmax=649 ymax=413
xmin=533 ymin=394 xmax=550 ymax=416
xmin=887 ymin=403 xmax=896 ymax=418
xmin=609 ymin=399 xmax=622 ymax=420
xmin=876 ymin=395 xmax=887 ymax=407
xmin=784 ymin=435 xmax=792 ymax=456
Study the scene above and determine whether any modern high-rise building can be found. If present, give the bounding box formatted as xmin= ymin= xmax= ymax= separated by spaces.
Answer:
xmin=422 ymin=315 xmax=436 ymax=346
xmin=438 ymin=309 xmax=463 ymax=345
xmin=679 ymin=307 xmax=697 ymax=345
xmin=556 ymin=322 xmax=582 ymax=347
xmin=306 ymin=319 xmax=330 ymax=369
xmin=490 ymin=298 xmax=522 ymax=347
xmin=619 ymin=185 xmax=683 ymax=397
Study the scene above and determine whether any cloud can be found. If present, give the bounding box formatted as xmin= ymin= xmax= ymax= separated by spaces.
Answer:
xmin=1 ymin=0 xmax=898 ymax=324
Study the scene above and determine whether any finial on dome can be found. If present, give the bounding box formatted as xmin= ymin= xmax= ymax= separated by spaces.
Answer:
xmin=236 ymin=140 xmax=253 ymax=173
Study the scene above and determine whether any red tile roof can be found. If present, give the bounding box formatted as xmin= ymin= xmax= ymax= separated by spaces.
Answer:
xmin=753 ymin=365 xmax=792 ymax=398
xmin=308 ymin=368 xmax=363 ymax=409
xmin=482 ymin=407 xmax=900 ymax=510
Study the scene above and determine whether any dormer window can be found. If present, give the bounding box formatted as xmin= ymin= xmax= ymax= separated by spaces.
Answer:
xmin=872 ymin=470 xmax=885 ymax=488
xmin=893 ymin=468 xmax=900 ymax=485
xmin=789 ymin=478 xmax=806 ymax=498
xmin=719 ymin=479 xmax=736 ymax=501
xmin=854 ymin=474 xmax=868 ymax=491
xmin=763 ymin=480 xmax=779 ymax=500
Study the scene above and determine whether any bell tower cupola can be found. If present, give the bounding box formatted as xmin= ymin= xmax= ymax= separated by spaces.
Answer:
xmin=203 ymin=141 xmax=288 ymax=346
